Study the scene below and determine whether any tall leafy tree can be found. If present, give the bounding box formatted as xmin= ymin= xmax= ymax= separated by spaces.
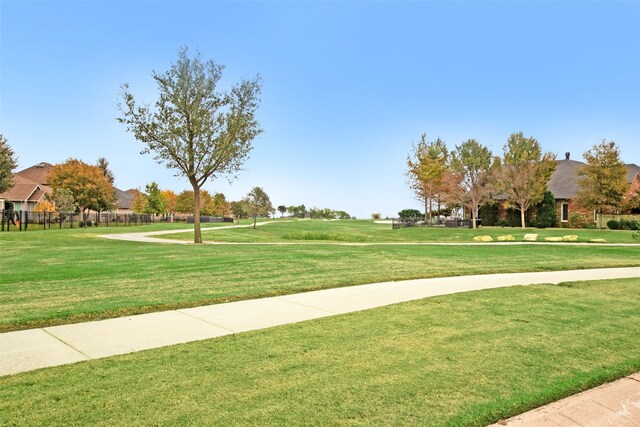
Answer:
xmin=501 ymin=132 xmax=556 ymax=228
xmin=231 ymin=200 xmax=248 ymax=223
xmin=406 ymin=134 xmax=448 ymax=223
xmin=118 ymin=47 xmax=262 ymax=243
xmin=244 ymin=187 xmax=272 ymax=229
xmin=277 ymin=205 xmax=287 ymax=217
xmin=131 ymin=191 xmax=148 ymax=213
xmin=47 ymin=159 xmax=116 ymax=220
xmin=96 ymin=157 xmax=115 ymax=184
xmin=143 ymin=182 xmax=167 ymax=215
xmin=211 ymin=192 xmax=230 ymax=216
xmin=0 ymin=134 xmax=18 ymax=194
xmin=576 ymin=140 xmax=628 ymax=229
xmin=175 ymin=190 xmax=195 ymax=214
xmin=161 ymin=190 xmax=177 ymax=214
xmin=49 ymin=187 xmax=77 ymax=213
xmin=442 ymin=139 xmax=498 ymax=229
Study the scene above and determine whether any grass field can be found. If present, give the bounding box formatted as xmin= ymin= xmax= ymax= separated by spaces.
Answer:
xmin=161 ymin=219 xmax=640 ymax=243
xmin=2 ymin=278 xmax=639 ymax=425
xmin=1 ymin=220 xmax=639 ymax=331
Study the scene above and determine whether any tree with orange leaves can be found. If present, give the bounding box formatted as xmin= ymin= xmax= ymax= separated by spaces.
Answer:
xmin=47 ymin=159 xmax=116 ymax=219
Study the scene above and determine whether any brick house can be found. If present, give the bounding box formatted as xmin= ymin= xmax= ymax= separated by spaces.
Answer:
xmin=548 ymin=153 xmax=640 ymax=226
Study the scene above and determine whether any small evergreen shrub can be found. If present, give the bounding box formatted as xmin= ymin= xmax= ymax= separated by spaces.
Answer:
xmin=534 ymin=191 xmax=557 ymax=228
xmin=479 ymin=203 xmax=499 ymax=226
xmin=607 ymin=220 xmax=620 ymax=230
xmin=398 ymin=209 xmax=422 ymax=220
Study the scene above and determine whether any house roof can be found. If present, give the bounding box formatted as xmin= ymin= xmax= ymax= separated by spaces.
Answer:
xmin=0 ymin=175 xmax=46 ymax=203
xmin=547 ymin=159 xmax=640 ymax=200
xmin=626 ymin=163 xmax=640 ymax=183
xmin=547 ymin=159 xmax=585 ymax=199
xmin=15 ymin=162 xmax=54 ymax=185
xmin=115 ymin=188 xmax=136 ymax=209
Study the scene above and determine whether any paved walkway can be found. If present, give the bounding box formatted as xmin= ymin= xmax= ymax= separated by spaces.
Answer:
xmin=2 ymin=267 xmax=639 ymax=377
xmin=492 ymin=372 xmax=640 ymax=426
xmin=100 ymin=224 xmax=640 ymax=246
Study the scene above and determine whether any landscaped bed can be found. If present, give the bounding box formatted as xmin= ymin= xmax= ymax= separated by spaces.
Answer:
xmin=1 ymin=278 xmax=639 ymax=425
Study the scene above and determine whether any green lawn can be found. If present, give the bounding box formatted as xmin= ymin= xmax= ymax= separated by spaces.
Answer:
xmin=161 ymin=219 xmax=640 ymax=243
xmin=2 ymin=278 xmax=639 ymax=426
xmin=1 ymin=221 xmax=639 ymax=331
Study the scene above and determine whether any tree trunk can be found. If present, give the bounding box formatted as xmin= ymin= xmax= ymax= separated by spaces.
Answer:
xmin=424 ymin=198 xmax=428 ymax=223
xmin=520 ymin=208 xmax=526 ymax=229
xmin=253 ymin=215 xmax=257 ymax=229
xmin=471 ymin=204 xmax=477 ymax=229
xmin=192 ymin=182 xmax=202 ymax=244
xmin=428 ymin=194 xmax=432 ymax=225
xmin=598 ymin=206 xmax=603 ymax=229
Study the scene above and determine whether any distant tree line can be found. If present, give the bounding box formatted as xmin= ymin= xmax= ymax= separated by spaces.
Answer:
xmin=406 ymin=133 xmax=634 ymax=229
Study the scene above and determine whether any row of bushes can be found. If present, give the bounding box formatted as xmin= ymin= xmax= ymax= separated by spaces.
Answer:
xmin=607 ymin=219 xmax=639 ymax=230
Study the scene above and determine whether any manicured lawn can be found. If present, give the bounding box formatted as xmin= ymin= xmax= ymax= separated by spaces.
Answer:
xmin=1 ymin=221 xmax=639 ymax=331
xmin=162 ymin=219 xmax=640 ymax=243
xmin=1 ymin=278 xmax=639 ymax=425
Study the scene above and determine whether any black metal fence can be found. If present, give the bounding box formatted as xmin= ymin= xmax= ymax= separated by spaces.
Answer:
xmin=1 ymin=210 xmax=154 ymax=232
xmin=392 ymin=217 xmax=481 ymax=230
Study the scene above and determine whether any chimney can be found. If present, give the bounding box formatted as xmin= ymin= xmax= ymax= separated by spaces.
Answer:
xmin=565 ymin=152 xmax=570 ymax=160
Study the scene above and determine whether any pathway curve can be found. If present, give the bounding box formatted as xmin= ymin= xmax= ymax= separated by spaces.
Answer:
xmin=2 ymin=267 xmax=639 ymax=377
xmin=99 ymin=223 xmax=640 ymax=247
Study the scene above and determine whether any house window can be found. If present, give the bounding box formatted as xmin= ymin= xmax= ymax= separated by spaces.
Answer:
xmin=561 ymin=203 xmax=569 ymax=222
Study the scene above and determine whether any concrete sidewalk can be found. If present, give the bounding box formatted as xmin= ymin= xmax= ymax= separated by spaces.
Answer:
xmin=492 ymin=373 xmax=640 ymax=426
xmin=2 ymin=267 xmax=639 ymax=377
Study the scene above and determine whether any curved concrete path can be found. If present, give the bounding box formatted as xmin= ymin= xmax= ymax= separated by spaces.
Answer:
xmin=2 ymin=267 xmax=639 ymax=377
xmin=100 ymin=223 xmax=640 ymax=247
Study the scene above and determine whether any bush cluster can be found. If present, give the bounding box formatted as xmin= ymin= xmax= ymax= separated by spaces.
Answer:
xmin=607 ymin=219 xmax=639 ymax=230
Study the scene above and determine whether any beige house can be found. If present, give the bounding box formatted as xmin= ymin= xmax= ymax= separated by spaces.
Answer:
xmin=0 ymin=162 xmax=140 ymax=214
xmin=0 ymin=162 xmax=53 ymax=211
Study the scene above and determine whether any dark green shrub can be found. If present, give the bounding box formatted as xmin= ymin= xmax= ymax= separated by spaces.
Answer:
xmin=479 ymin=203 xmax=499 ymax=226
xmin=398 ymin=209 xmax=422 ymax=220
xmin=505 ymin=208 xmax=522 ymax=227
xmin=495 ymin=219 xmax=508 ymax=227
xmin=619 ymin=219 xmax=639 ymax=230
xmin=607 ymin=220 xmax=620 ymax=230
xmin=534 ymin=191 xmax=557 ymax=228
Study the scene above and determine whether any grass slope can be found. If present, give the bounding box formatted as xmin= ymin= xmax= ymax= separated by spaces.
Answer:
xmin=161 ymin=219 xmax=640 ymax=243
xmin=1 ymin=222 xmax=639 ymax=331
xmin=1 ymin=278 xmax=639 ymax=425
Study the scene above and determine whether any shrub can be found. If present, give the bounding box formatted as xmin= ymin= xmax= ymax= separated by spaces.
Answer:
xmin=618 ymin=219 xmax=639 ymax=230
xmin=495 ymin=219 xmax=509 ymax=227
xmin=371 ymin=213 xmax=381 ymax=220
xmin=398 ymin=209 xmax=422 ymax=220
xmin=607 ymin=219 xmax=620 ymax=230
xmin=534 ymin=191 xmax=557 ymax=228
xmin=479 ymin=203 xmax=499 ymax=226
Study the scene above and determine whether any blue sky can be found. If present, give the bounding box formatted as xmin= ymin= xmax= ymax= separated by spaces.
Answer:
xmin=1 ymin=1 xmax=639 ymax=218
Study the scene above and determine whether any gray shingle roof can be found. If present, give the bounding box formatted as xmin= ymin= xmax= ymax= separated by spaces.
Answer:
xmin=547 ymin=160 xmax=640 ymax=200
xmin=547 ymin=159 xmax=585 ymax=199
